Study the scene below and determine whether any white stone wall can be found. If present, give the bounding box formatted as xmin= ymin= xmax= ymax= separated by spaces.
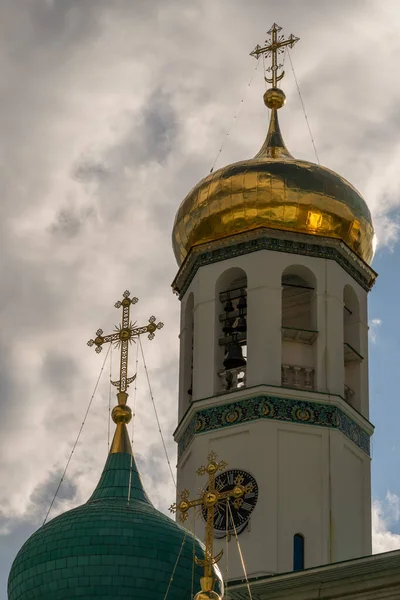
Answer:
xmin=177 ymin=415 xmax=371 ymax=580
xmin=175 ymin=247 xmax=371 ymax=579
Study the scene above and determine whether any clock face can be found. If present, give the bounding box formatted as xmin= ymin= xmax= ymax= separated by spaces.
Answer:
xmin=201 ymin=469 xmax=258 ymax=535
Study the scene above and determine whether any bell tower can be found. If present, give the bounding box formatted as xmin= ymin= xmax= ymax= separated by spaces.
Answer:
xmin=172 ymin=24 xmax=376 ymax=580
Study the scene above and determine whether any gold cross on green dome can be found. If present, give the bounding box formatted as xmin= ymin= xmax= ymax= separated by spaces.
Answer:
xmin=170 ymin=451 xmax=254 ymax=600
xmin=250 ymin=23 xmax=299 ymax=88
xmin=87 ymin=290 xmax=163 ymax=394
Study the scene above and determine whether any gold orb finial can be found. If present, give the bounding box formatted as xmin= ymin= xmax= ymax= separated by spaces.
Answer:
xmin=193 ymin=577 xmax=222 ymax=600
xmin=112 ymin=404 xmax=132 ymax=424
xmin=194 ymin=591 xmax=222 ymax=600
xmin=264 ymin=87 xmax=286 ymax=109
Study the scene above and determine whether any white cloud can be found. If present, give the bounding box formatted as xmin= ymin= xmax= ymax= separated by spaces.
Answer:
xmin=369 ymin=318 xmax=382 ymax=343
xmin=372 ymin=493 xmax=400 ymax=554
xmin=1 ymin=0 xmax=400 ymax=596
xmin=386 ymin=491 xmax=400 ymax=523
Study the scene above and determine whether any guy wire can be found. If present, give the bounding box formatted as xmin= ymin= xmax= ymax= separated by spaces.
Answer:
xmin=163 ymin=527 xmax=189 ymax=600
xmin=127 ymin=341 xmax=140 ymax=504
xmin=43 ymin=344 xmax=111 ymax=526
xmin=107 ymin=345 xmax=112 ymax=451
xmin=135 ymin=336 xmax=186 ymax=600
xmin=227 ymin=502 xmax=253 ymax=600
xmin=138 ymin=336 xmax=176 ymax=487
xmin=262 ymin=52 xmax=267 ymax=90
xmin=191 ymin=507 xmax=196 ymax=599
xmin=131 ymin=340 xmax=140 ymax=451
xmin=286 ymin=47 xmax=320 ymax=165
xmin=225 ymin=499 xmax=230 ymax=600
xmin=210 ymin=60 xmax=260 ymax=174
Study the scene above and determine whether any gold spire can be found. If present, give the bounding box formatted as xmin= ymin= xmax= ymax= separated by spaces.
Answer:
xmin=250 ymin=24 xmax=299 ymax=159
xmin=170 ymin=451 xmax=254 ymax=600
xmin=87 ymin=290 xmax=164 ymax=454
xmin=255 ymin=104 xmax=293 ymax=159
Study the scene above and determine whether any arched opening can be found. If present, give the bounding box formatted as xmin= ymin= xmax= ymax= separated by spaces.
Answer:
xmin=182 ymin=293 xmax=194 ymax=411
xmin=343 ymin=285 xmax=362 ymax=411
xmin=281 ymin=266 xmax=317 ymax=391
xmin=293 ymin=533 xmax=305 ymax=571
xmin=215 ymin=268 xmax=247 ymax=393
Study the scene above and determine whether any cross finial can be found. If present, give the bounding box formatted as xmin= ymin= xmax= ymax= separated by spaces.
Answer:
xmin=87 ymin=291 xmax=164 ymax=454
xmin=170 ymin=451 xmax=254 ymax=599
xmin=250 ymin=23 xmax=299 ymax=89
xmin=87 ymin=290 xmax=164 ymax=394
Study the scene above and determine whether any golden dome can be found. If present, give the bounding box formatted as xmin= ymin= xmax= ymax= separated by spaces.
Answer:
xmin=172 ymin=90 xmax=374 ymax=266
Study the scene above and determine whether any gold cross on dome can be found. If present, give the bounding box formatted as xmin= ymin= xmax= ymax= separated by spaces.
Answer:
xmin=87 ymin=290 xmax=164 ymax=393
xmin=169 ymin=451 xmax=253 ymax=583
xmin=250 ymin=23 xmax=299 ymax=87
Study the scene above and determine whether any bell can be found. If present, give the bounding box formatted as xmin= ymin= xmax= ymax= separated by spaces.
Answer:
xmin=224 ymin=299 xmax=234 ymax=313
xmin=237 ymin=296 xmax=247 ymax=311
xmin=223 ymin=342 xmax=246 ymax=370
xmin=223 ymin=318 xmax=234 ymax=334
xmin=236 ymin=316 xmax=247 ymax=333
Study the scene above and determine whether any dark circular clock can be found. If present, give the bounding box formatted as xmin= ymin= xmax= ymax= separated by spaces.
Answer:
xmin=201 ymin=469 xmax=258 ymax=536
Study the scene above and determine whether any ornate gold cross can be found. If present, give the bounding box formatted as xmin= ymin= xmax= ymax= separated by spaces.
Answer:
xmin=250 ymin=23 xmax=299 ymax=87
xmin=87 ymin=290 xmax=163 ymax=393
xmin=170 ymin=451 xmax=253 ymax=587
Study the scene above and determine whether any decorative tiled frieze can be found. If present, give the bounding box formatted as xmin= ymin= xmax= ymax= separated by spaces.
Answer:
xmin=177 ymin=394 xmax=371 ymax=459
xmin=172 ymin=229 xmax=377 ymax=298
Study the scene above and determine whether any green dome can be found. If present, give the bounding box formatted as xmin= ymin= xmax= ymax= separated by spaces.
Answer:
xmin=8 ymin=451 xmax=213 ymax=600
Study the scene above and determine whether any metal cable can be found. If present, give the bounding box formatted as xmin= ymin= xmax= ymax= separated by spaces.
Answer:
xmin=262 ymin=52 xmax=267 ymax=90
xmin=225 ymin=499 xmax=230 ymax=600
xmin=127 ymin=342 xmax=140 ymax=504
xmin=191 ymin=506 xmax=197 ymax=599
xmin=210 ymin=61 xmax=260 ymax=174
xmin=43 ymin=344 xmax=111 ymax=525
xmin=163 ymin=528 xmax=189 ymax=600
xmin=107 ymin=345 xmax=112 ymax=451
xmin=138 ymin=336 xmax=176 ymax=487
xmin=286 ymin=47 xmax=320 ymax=165
xmin=131 ymin=341 xmax=140 ymax=451
xmin=227 ymin=502 xmax=253 ymax=600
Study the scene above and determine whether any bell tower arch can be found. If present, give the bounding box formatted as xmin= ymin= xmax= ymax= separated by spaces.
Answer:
xmin=215 ymin=267 xmax=248 ymax=394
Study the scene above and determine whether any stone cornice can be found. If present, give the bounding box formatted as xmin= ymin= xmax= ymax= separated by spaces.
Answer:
xmin=171 ymin=228 xmax=377 ymax=298
xmin=228 ymin=550 xmax=400 ymax=600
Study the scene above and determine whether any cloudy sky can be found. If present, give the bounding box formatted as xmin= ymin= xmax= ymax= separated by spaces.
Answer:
xmin=2 ymin=0 xmax=400 ymax=595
